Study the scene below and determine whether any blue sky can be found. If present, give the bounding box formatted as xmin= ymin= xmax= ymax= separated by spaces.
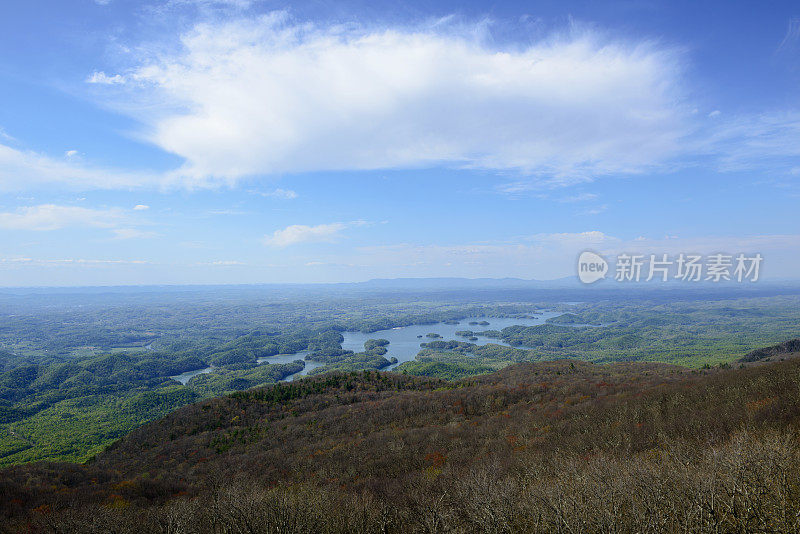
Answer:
xmin=0 ymin=0 xmax=799 ymax=286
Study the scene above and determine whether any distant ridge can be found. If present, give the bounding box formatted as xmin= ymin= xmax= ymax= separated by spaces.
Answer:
xmin=347 ymin=276 xmax=580 ymax=289
xmin=739 ymin=338 xmax=800 ymax=363
xmin=1 ymin=277 xmax=799 ymax=293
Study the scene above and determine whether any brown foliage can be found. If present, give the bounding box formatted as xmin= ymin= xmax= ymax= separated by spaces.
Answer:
xmin=4 ymin=356 xmax=800 ymax=532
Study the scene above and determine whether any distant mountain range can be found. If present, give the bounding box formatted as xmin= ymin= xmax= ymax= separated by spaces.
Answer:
xmin=1 ymin=276 xmax=799 ymax=294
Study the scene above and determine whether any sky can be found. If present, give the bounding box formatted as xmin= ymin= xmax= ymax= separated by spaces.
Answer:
xmin=0 ymin=0 xmax=799 ymax=286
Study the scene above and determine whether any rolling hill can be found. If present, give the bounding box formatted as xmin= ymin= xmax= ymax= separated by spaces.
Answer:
xmin=2 ymin=341 xmax=800 ymax=532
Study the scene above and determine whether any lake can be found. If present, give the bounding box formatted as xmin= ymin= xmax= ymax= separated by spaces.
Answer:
xmin=169 ymin=351 xmax=325 ymax=385
xmin=171 ymin=311 xmax=568 ymax=383
xmin=342 ymin=312 xmax=564 ymax=371
xmin=169 ymin=366 xmax=214 ymax=385
xmin=255 ymin=351 xmax=326 ymax=381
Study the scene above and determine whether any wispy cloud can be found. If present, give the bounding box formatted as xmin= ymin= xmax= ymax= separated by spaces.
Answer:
xmin=580 ymin=204 xmax=608 ymax=215
xmin=264 ymin=220 xmax=367 ymax=247
xmin=0 ymin=143 xmax=160 ymax=190
xmin=207 ymin=208 xmax=248 ymax=215
xmin=111 ymin=228 xmax=158 ymax=240
xmin=0 ymin=257 xmax=151 ymax=266
xmin=696 ymin=111 xmax=800 ymax=173
xmin=86 ymin=71 xmax=126 ymax=84
xmin=264 ymin=223 xmax=347 ymax=247
xmin=557 ymin=192 xmax=599 ymax=203
xmin=347 ymin=232 xmax=800 ymax=279
xmin=0 ymin=128 xmax=15 ymax=142
xmin=198 ymin=259 xmax=247 ymax=265
xmin=778 ymin=18 xmax=800 ymax=52
xmin=350 ymin=231 xmax=618 ymax=278
xmin=168 ymin=0 xmax=254 ymax=8
xmin=256 ymin=188 xmax=298 ymax=200
xmin=0 ymin=204 xmax=124 ymax=231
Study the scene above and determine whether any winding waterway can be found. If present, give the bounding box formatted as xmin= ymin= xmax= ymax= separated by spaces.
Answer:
xmin=171 ymin=311 xmax=571 ymax=384
xmin=169 ymin=366 xmax=213 ymax=385
xmin=342 ymin=312 xmax=564 ymax=371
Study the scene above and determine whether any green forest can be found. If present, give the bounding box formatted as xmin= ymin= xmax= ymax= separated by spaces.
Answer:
xmin=1 ymin=286 xmax=799 ymax=466
xmin=3 ymin=337 xmax=800 ymax=532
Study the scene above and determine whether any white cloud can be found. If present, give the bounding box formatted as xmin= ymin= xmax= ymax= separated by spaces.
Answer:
xmin=778 ymin=18 xmax=800 ymax=52
xmin=65 ymin=150 xmax=78 ymax=158
xmin=346 ymin=232 xmax=800 ymax=279
xmin=525 ymin=230 xmax=615 ymax=246
xmin=5 ymin=15 xmax=796 ymax=192
xmin=207 ymin=208 xmax=247 ymax=215
xmin=0 ymin=257 xmax=150 ymax=266
xmin=264 ymin=222 xmax=346 ymax=247
xmin=0 ymin=142 xmax=161 ymax=190
xmin=697 ymin=111 xmax=800 ymax=173
xmin=264 ymin=221 xmax=358 ymax=247
xmin=0 ymin=128 xmax=15 ymax=142
xmin=107 ymin=14 xmax=688 ymax=186
xmin=133 ymin=204 xmax=150 ymax=210
xmin=250 ymin=188 xmax=298 ymax=199
xmin=165 ymin=0 xmax=254 ymax=8
xmin=605 ymin=234 xmax=800 ymax=255
xmin=350 ymin=231 xmax=618 ymax=278
xmin=0 ymin=204 xmax=124 ymax=231
xmin=580 ymin=204 xmax=608 ymax=215
xmin=112 ymin=228 xmax=158 ymax=240
xmin=86 ymin=71 xmax=126 ymax=85
xmin=203 ymin=260 xmax=246 ymax=265
xmin=265 ymin=188 xmax=297 ymax=199
xmin=557 ymin=192 xmax=599 ymax=202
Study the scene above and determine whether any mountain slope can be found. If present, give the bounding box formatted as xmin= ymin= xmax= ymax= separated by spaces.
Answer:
xmin=3 ymin=346 xmax=800 ymax=532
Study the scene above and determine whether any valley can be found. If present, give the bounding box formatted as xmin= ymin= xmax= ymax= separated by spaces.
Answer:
xmin=1 ymin=285 xmax=799 ymax=466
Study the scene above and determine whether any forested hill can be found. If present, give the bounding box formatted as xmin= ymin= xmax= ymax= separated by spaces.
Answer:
xmin=3 ymin=345 xmax=800 ymax=532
